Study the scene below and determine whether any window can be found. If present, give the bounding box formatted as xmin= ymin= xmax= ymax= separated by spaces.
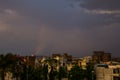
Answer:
xmin=113 ymin=76 xmax=120 ymax=80
xmin=113 ymin=68 xmax=120 ymax=74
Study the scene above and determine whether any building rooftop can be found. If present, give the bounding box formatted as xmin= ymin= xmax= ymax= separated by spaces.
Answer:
xmin=96 ymin=64 xmax=108 ymax=68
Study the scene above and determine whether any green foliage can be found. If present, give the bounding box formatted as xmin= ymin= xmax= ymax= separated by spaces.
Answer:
xmin=42 ymin=64 xmax=48 ymax=80
xmin=85 ymin=63 xmax=95 ymax=80
xmin=49 ymin=66 xmax=57 ymax=80
xmin=34 ymin=67 xmax=43 ymax=80
xmin=68 ymin=65 xmax=84 ymax=80
xmin=19 ymin=65 xmax=43 ymax=80
xmin=58 ymin=66 xmax=67 ymax=80
xmin=68 ymin=63 xmax=95 ymax=80
xmin=0 ymin=53 xmax=18 ymax=80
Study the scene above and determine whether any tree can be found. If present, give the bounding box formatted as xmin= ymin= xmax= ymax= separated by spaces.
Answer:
xmin=58 ymin=66 xmax=67 ymax=80
xmin=11 ymin=60 xmax=22 ymax=80
xmin=0 ymin=54 xmax=6 ymax=80
xmin=20 ymin=64 xmax=35 ymax=80
xmin=85 ymin=63 xmax=95 ymax=80
xmin=43 ymin=64 xmax=48 ymax=80
xmin=45 ymin=58 xmax=58 ymax=67
xmin=49 ymin=66 xmax=57 ymax=80
xmin=69 ymin=65 xmax=84 ymax=80
xmin=34 ymin=67 xmax=43 ymax=80
xmin=0 ymin=53 xmax=18 ymax=80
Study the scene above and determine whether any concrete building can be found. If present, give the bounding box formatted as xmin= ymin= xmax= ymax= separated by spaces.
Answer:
xmin=95 ymin=64 xmax=120 ymax=80
xmin=78 ymin=59 xmax=87 ymax=69
xmin=92 ymin=51 xmax=111 ymax=63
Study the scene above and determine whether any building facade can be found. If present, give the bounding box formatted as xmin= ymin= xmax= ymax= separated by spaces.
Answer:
xmin=95 ymin=64 xmax=120 ymax=80
xmin=92 ymin=51 xmax=111 ymax=63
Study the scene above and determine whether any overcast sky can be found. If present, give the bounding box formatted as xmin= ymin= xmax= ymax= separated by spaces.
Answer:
xmin=0 ymin=0 xmax=120 ymax=57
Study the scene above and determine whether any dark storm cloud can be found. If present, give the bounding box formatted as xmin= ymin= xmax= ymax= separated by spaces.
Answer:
xmin=0 ymin=0 xmax=75 ymax=29
xmin=0 ymin=0 xmax=120 ymax=56
xmin=76 ymin=0 xmax=120 ymax=10
xmin=69 ymin=0 xmax=120 ymax=30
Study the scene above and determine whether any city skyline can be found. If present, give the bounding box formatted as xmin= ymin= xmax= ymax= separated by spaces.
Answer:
xmin=0 ymin=0 xmax=120 ymax=57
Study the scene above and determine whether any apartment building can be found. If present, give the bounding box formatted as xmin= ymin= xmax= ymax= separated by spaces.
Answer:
xmin=92 ymin=51 xmax=111 ymax=63
xmin=95 ymin=63 xmax=120 ymax=80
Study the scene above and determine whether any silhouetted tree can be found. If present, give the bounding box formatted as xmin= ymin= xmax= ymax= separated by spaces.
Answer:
xmin=69 ymin=65 xmax=84 ymax=80
xmin=34 ymin=67 xmax=43 ymax=80
xmin=49 ymin=66 xmax=56 ymax=80
xmin=58 ymin=66 xmax=67 ymax=80
xmin=85 ymin=63 xmax=95 ymax=80
xmin=43 ymin=64 xmax=48 ymax=80
xmin=0 ymin=53 xmax=18 ymax=80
